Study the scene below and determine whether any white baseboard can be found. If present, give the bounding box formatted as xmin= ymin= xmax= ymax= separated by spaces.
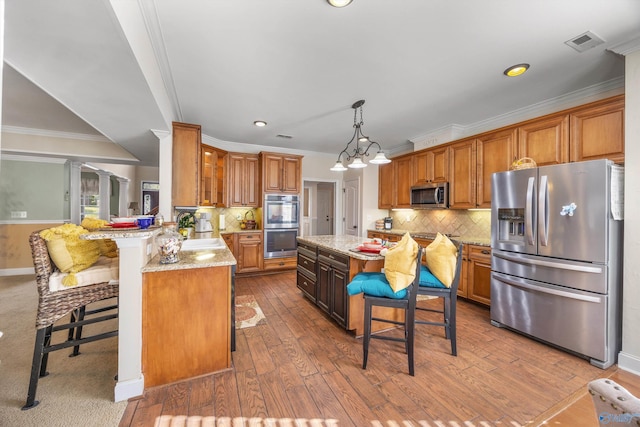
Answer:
xmin=0 ymin=268 xmax=35 ymax=276
xmin=114 ymin=375 xmax=145 ymax=402
xmin=618 ymin=351 xmax=640 ymax=376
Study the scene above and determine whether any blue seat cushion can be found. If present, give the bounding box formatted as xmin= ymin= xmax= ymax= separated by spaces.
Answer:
xmin=346 ymin=272 xmax=408 ymax=299
xmin=419 ymin=264 xmax=447 ymax=288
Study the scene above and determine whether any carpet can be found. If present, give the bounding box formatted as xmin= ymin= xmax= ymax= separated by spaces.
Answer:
xmin=0 ymin=275 xmax=126 ymax=427
xmin=235 ymin=295 xmax=266 ymax=329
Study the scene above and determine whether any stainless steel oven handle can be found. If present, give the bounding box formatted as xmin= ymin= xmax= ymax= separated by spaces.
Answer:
xmin=492 ymin=272 xmax=602 ymax=303
xmin=493 ymin=251 xmax=602 ymax=274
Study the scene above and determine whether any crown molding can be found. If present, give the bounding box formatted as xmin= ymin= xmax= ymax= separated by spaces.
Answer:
xmin=1 ymin=125 xmax=113 ymax=142
xmin=410 ymin=76 xmax=624 ymax=147
xmin=0 ymin=153 xmax=68 ymax=164
xmin=609 ymin=34 xmax=640 ymax=56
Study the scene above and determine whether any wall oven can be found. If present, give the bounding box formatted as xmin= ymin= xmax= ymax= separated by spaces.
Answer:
xmin=264 ymin=228 xmax=299 ymax=259
xmin=263 ymin=194 xmax=299 ymax=229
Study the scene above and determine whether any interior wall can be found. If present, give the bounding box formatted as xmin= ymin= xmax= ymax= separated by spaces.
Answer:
xmin=621 ymin=49 xmax=640 ymax=374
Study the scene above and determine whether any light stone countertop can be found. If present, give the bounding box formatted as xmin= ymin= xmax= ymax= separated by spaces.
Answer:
xmin=297 ymin=235 xmax=384 ymax=261
xmin=142 ymin=247 xmax=236 ymax=273
xmin=368 ymin=229 xmax=491 ymax=247
xmin=80 ymin=225 xmax=162 ymax=240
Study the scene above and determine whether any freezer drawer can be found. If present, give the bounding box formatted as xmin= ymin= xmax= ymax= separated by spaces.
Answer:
xmin=491 ymin=271 xmax=612 ymax=366
xmin=492 ymin=249 xmax=608 ymax=294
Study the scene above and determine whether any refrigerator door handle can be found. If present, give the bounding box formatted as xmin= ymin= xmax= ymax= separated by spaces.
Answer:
xmin=493 ymin=251 xmax=603 ymax=274
xmin=539 ymin=175 xmax=549 ymax=247
xmin=492 ymin=272 xmax=602 ymax=303
xmin=525 ymin=177 xmax=535 ymax=245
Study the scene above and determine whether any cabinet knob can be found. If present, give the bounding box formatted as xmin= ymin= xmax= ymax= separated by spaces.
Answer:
xmin=481 ymin=250 xmax=490 ymax=255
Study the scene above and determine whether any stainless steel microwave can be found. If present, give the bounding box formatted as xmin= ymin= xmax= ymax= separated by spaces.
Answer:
xmin=410 ymin=182 xmax=448 ymax=208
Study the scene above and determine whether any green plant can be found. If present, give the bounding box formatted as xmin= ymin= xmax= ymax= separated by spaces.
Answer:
xmin=178 ymin=212 xmax=195 ymax=229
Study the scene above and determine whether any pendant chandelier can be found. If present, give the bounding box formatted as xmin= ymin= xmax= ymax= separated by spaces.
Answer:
xmin=330 ymin=100 xmax=391 ymax=171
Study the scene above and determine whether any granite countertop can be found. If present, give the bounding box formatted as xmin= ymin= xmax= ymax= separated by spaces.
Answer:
xmin=80 ymin=225 xmax=162 ymax=240
xmin=142 ymin=246 xmax=236 ymax=273
xmin=368 ymin=229 xmax=491 ymax=247
xmin=297 ymin=235 xmax=384 ymax=261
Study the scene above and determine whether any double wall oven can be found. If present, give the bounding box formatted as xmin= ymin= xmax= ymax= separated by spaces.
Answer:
xmin=263 ymin=194 xmax=299 ymax=259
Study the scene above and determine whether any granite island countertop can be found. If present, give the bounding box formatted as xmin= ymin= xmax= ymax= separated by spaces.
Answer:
xmin=297 ymin=235 xmax=385 ymax=261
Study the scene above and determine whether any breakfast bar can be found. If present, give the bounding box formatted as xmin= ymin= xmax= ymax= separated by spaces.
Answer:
xmin=81 ymin=228 xmax=236 ymax=401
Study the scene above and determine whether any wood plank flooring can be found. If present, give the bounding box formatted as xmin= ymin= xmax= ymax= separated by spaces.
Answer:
xmin=119 ymin=271 xmax=639 ymax=426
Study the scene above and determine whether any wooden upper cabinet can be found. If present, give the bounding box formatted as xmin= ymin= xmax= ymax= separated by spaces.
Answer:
xmin=518 ymin=114 xmax=569 ymax=166
xmin=378 ymin=162 xmax=394 ymax=209
xmin=448 ymin=139 xmax=476 ymax=209
xmin=570 ymin=96 xmax=624 ymax=164
xmin=200 ymin=144 xmax=226 ymax=207
xmin=261 ymin=152 xmax=303 ymax=194
xmin=394 ymin=156 xmax=413 ymax=208
xmin=476 ymin=128 xmax=517 ymax=208
xmin=413 ymin=145 xmax=449 ymax=184
xmin=227 ymin=153 xmax=259 ymax=207
xmin=172 ymin=122 xmax=201 ymax=207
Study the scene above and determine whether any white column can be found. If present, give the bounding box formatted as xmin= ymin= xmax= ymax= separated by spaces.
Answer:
xmin=97 ymin=170 xmax=112 ymax=221
xmin=117 ymin=177 xmax=130 ymax=217
xmin=152 ymin=129 xmax=172 ymax=221
xmin=111 ymin=234 xmax=153 ymax=402
xmin=70 ymin=161 xmax=82 ymax=224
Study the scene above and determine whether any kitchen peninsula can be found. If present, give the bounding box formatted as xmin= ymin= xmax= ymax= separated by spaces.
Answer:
xmin=82 ymin=228 xmax=236 ymax=401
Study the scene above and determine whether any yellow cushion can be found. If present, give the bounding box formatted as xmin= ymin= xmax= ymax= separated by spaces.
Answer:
xmin=81 ymin=218 xmax=118 ymax=258
xmin=425 ymin=232 xmax=458 ymax=287
xmin=40 ymin=224 xmax=101 ymax=287
xmin=384 ymin=232 xmax=419 ymax=292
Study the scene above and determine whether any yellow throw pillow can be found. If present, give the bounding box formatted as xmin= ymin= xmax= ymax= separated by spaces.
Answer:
xmin=425 ymin=232 xmax=458 ymax=287
xmin=384 ymin=232 xmax=419 ymax=292
xmin=81 ymin=219 xmax=118 ymax=258
xmin=45 ymin=236 xmax=75 ymax=272
xmin=40 ymin=224 xmax=101 ymax=287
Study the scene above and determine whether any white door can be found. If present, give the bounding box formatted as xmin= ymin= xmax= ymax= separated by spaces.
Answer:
xmin=344 ymin=178 xmax=359 ymax=236
xmin=316 ymin=183 xmax=334 ymax=235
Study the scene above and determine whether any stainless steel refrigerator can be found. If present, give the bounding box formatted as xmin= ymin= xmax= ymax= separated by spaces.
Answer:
xmin=490 ymin=159 xmax=624 ymax=368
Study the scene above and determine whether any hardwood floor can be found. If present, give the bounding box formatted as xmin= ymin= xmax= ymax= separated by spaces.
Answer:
xmin=119 ymin=271 xmax=639 ymax=426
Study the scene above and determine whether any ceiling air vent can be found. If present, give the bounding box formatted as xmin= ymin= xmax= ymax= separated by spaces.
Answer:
xmin=565 ymin=31 xmax=605 ymax=53
xmin=276 ymin=134 xmax=293 ymax=139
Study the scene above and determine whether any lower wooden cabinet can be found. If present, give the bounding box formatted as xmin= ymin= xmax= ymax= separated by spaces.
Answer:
xmin=264 ymin=257 xmax=297 ymax=271
xmin=142 ymin=266 xmax=231 ymax=388
xmin=236 ymin=232 xmax=263 ymax=273
xmin=317 ymin=248 xmax=350 ymax=327
xmin=466 ymin=245 xmax=492 ymax=305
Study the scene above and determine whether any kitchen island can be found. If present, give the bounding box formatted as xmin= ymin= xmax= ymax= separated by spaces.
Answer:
xmin=81 ymin=228 xmax=236 ymax=399
xmin=296 ymin=235 xmax=402 ymax=336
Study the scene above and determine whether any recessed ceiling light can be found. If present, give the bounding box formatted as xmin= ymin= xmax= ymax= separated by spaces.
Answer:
xmin=504 ymin=63 xmax=530 ymax=77
xmin=253 ymin=120 xmax=267 ymax=127
xmin=327 ymin=0 xmax=353 ymax=7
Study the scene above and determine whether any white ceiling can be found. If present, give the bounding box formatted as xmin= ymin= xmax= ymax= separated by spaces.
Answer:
xmin=3 ymin=0 xmax=640 ymax=167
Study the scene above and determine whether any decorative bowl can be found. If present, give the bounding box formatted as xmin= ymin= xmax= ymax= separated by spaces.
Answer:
xmin=111 ymin=217 xmax=137 ymax=224
xmin=137 ymin=217 xmax=153 ymax=229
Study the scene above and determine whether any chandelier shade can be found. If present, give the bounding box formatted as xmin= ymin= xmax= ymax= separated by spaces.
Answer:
xmin=330 ymin=99 xmax=391 ymax=171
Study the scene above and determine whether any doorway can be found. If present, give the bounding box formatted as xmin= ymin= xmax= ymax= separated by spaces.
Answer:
xmin=302 ymin=180 xmax=336 ymax=236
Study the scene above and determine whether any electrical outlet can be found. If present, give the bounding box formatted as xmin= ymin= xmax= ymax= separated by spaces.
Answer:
xmin=236 ymin=214 xmax=242 ymax=220
xmin=11 ymin=211 xmax=27 ymax=219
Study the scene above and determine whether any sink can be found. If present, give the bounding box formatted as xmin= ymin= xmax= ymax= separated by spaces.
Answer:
xmin=181 ymin=237 xmax=227 ymax=251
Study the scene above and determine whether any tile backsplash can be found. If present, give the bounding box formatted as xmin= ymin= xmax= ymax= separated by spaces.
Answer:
xmin=388 ymin=209 xmax=491 ymax=239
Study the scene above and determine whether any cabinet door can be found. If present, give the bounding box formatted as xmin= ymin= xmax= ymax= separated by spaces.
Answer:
xmin=200 ymin=145 xmax=217 ymax=206
xmin=282 ymin=155 xmax=301 ymax=193
xmin=378 ymin=162 xmax=394 ymax=209
xmin=467 ymin=245 xmax=491 ymax=305
xmin=518 ymin=114 xmax=569 ymax=166
xmin=570 ymin=96 xmax=625 ymax=164
xmin=457 ymin=245 xmax=469 ymax=298
xmin=317 ymin=260 xmax=331 ymax=314
xmin=262 ymin=153 xmax=283 ymax=193
xmin=413 ymin=150 xmax=429 ymax=184
xmin=244 ymin=156 xmax=260 ymax=206
xmin=330 ymin=267 xmax=349 ymax=327
xmin=236 ymin=233 xmax=263 ymax=273
xmin=430 ymin=145 xmax=449 ymax=183
xmin=394 ymin=156 xmax=413 ymax=208
xmin=448 ymin=139 xmax=476 ymax=209
xmin=476 ymin=128 xmax=517 ymax=208
xmin=172 ymin=122 xmax=201 ymax=207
